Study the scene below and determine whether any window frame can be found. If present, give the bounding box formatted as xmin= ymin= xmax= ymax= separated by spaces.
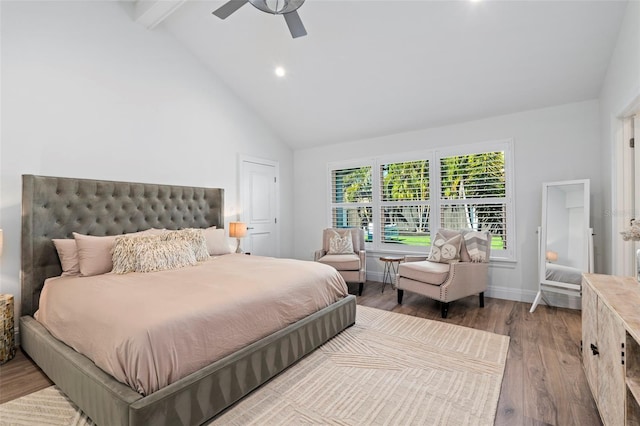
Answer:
xmin=327 ymin=139 xmax=516 ymax=261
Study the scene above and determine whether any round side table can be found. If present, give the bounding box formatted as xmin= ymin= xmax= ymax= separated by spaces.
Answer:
xmin=380 ymin=256 xmax=403 ymax=293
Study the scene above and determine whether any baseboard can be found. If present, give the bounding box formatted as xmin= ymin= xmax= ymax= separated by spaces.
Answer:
xmin=365 ymin=272 xmax=581 ymax=309
xmin=484 ymin=285 xmax=536 ymax=303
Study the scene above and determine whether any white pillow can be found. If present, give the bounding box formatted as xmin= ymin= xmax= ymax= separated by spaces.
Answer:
xmin=428 ymin=231 xmax=462 ymax=264
xmin=328 ymin=230 xmax=354 ymax=254
xmin=205 ymin=228 xmax=233 ymax=255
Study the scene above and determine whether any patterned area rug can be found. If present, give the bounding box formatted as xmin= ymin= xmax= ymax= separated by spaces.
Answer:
xmin=0 ymin=306 xmax=509 ymax=426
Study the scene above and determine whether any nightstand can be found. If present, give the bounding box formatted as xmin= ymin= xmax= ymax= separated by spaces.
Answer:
xmin=0 ymin=294 xmax=16 ymax=364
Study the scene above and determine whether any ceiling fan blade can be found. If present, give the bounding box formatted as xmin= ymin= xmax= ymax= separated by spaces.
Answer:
xmin=283 ymin=10 xmax=307 ymax=38
xmin=212 ymin=0 xmax=249 ymax=19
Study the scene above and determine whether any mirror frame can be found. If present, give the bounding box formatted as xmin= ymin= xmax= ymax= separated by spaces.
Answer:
xmin=532 ymin=179 xmax=592 ymax=312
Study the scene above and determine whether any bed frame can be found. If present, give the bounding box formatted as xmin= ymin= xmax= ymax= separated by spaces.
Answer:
xmin=19 ymin=175 xmax=356 ymax=425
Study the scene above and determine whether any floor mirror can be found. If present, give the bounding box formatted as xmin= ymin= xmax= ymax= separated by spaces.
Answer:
xmin=530 ymin=179 xmax=593 ymax=313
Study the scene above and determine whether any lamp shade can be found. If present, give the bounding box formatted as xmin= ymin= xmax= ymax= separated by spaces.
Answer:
xmin=545 ymin=250 xmax=558 ymax=262
xmin=229 ymin=222 xmax=247 ymax=238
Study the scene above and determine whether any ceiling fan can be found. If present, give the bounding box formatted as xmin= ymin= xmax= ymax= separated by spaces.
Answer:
xmin=212 ymin=0 xmax=307 ymax=39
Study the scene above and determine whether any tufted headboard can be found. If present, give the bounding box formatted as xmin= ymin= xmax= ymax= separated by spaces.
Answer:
xmin=21 ymin=175 xmax=224 ymax=316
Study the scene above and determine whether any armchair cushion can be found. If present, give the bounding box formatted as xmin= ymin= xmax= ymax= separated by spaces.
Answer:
xmin=461 ymin=230 xmax=492 ymax=262
xmin=428 ymin=231 xmax=462 ymax=264
xmin=328 ymin=230 xmax=354 ymax=254
xmin=398 ymin=260 xmax=450 ymax=285
xmin=322 ymin=228 xmax=364 ymax=253
xmin=317 ymin=253 xmax=361 ymax=271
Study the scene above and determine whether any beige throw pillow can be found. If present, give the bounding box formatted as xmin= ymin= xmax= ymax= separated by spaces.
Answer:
xmin=328 ymin=230 xmax=354 ymax=254
xmin=73 ymin=233 xmax=118 ymax=277
xmin=53 ymin=238 xmax=80 ymax=276
xmin=135 ymin=239 xmax=197 ymax=273
xmin=163 ymin=229 xmax=209 ymax=261
xmin=461 ymin=230 xmax=492 ymax=262
xmin=203 ymin=227 xmax=232 ymax=255
xmin=428 ymin=230 xmax=462 ymax=264
xmin=112 ymin=234 xmax=163 ymax=274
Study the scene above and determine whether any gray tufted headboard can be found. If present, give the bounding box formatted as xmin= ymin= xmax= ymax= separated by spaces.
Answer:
xmin=21 ymin=175 xmax=224 ymax=316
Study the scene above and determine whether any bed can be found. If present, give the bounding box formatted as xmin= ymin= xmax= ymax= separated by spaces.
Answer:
xmin=19 ymin=174 xmax=356 ymax=426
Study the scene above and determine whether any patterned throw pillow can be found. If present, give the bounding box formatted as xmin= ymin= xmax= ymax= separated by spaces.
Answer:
xmin=135 ymin=239 xmax=197 ymax=273
xmin=428 ymin=231 xmax=462 ymax=263
xmin=328 ymin=230 xmax=354 ymax=254
xmin=461 ymin=230 xmax=492 ymax=262
xmin=162 ymin=228 xmax=209 ymax=261
xmin=112 ymin=234 xmax=162 ymax=274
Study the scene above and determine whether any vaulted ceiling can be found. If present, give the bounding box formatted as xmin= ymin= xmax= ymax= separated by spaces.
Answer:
xmin=138 ymin=0 xmax=629 ymax=149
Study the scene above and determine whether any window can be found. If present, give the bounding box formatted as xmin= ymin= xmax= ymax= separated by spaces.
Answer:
xmin=330 ymin=165 xmax=373 ymax=240
xmin=328 ymin=140 xmax=515 ymax=260
xmin=379 ymin=159 xmax=431 ymax=246
xmin=438 ymin=151 xmax=508 ymax=256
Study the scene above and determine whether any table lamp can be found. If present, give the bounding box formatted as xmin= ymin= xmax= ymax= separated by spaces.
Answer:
xmin=229 ymin=222 xmax=247 ymax=253
xmin=545 ymin=250 xmax=558 ymax=263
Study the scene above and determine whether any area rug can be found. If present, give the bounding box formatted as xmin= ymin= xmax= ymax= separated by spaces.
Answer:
xmin=0 ymin=306 xmax=509 ymax=426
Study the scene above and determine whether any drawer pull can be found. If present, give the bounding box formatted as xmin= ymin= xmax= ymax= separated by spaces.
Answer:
xmin=590 ymin=343 xmax=599 ymax=356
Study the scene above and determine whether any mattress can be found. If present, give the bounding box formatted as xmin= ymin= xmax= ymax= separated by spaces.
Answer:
xmin=35 ymin=254 xmax=349 ymax=396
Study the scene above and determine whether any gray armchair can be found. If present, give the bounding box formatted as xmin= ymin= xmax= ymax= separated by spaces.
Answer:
xmin=314 ymin=228 xmax=367 ymax=295
xmin=396 ymin=229 xmax=491 ymax=318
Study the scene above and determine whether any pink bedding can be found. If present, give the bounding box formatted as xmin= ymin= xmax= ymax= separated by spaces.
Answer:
xmin=36 ymin=254 xmax=349 ymax=395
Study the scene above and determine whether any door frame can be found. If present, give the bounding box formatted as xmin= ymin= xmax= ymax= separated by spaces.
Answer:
xmin=238 ymin=155 xmax=281 ymax=257
xmin=613 ymin=94 xmax=640 ymax=276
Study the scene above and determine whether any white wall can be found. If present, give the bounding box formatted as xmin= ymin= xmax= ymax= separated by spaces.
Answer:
xmin=599 ymin=0 xmax=640 ymax=275
xmin=293 ymin=100 xmax=603 ymax=306
xmin=0 ymin=1 xmax=294 ymax=319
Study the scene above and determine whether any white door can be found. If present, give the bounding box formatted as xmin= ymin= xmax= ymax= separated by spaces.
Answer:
xmin=241 ymin=157 xmax=279 ymax=257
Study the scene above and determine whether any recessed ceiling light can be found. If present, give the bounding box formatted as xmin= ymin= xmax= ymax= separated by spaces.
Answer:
xmin=275 ymin=66 xmax=286 ymax=78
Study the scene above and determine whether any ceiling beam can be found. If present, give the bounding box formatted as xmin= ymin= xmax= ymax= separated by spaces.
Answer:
xmin=134 ymin=0 xmax=187 ymax=30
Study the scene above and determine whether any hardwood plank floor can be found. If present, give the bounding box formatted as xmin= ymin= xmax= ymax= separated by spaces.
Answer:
xmin=355 ymin=281 xmax=602 ymax=426
xmin=0 ymin=280 xmax=602 ymax=425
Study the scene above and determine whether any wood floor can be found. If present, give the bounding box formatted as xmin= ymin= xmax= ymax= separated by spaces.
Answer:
xmin=0 ymin=280 xmax=601 ymax=425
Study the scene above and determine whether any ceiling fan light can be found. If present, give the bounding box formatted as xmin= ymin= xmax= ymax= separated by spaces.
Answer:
xmin=249 ymin=0 xmax=304 ymax=15
xmin=266 ymin=0 xmax=288 ymax=13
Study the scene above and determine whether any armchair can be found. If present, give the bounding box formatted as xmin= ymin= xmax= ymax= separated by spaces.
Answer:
xmin=396 ymin=229 xmax=491 ymax=318
xmin=315 ymin=228 xmax=367 ymax=295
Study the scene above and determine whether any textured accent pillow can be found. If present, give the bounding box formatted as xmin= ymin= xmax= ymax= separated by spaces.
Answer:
xmin=203 ymin=227 xmax=232 ymax=255
xmin=73 ymin=233 xmax=118 ymax=277
xmin=428 ymin=231 xmax=462 ymax=263
xmin=53 ymin=238 xmax=80 ymax=276
xmin=461 ymin=230 xmax=492 ymax=262
xmin=328 ymin=230 xmax=354 ymax=254
xmin=163 ymin=228 xmax=209 ymax=261
xmin=112 ymin=234 xmax=163 ymax=274
xmin=134 ymin=239 xmax=197 ymax=273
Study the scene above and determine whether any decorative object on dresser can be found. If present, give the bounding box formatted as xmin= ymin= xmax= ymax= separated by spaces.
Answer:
xmin=228 ymin=221 xmax=247 ymax=253
xmin=582 ymin=273 xmax=640 ymax=425
xmin=530 ymin=179 xmax=594 ymax=313
xmin=396 ymin=228 xmax=491 ymax=318
xmin=620 ymin=218 xmax=640 ymax=281
xmin=0 ymin=294 xmax=16 ymax=364
xmin=315 ymin=228 xmax=367 ymax=295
